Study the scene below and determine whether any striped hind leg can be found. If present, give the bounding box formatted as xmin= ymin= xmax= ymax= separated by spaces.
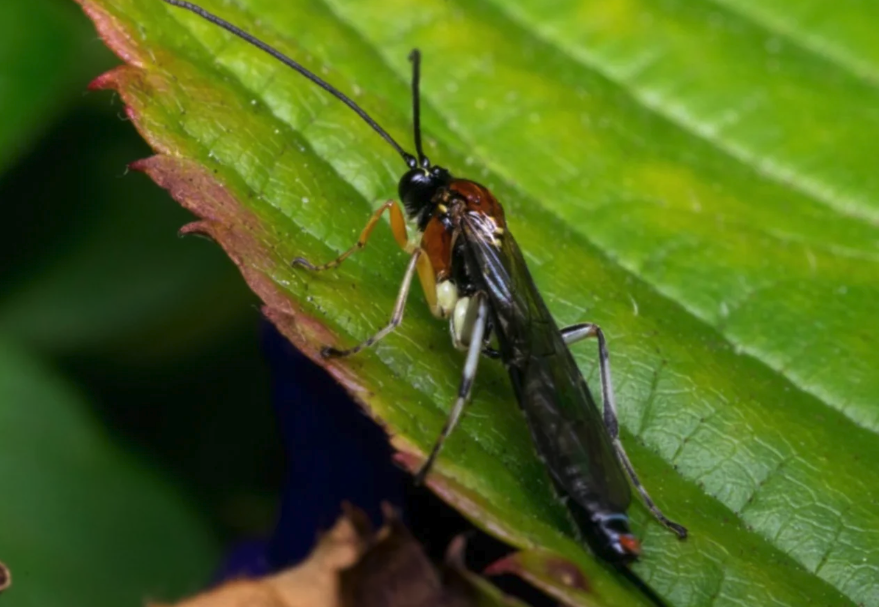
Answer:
xmin=415 ymin=292 xmax=489 ymax=483
xmin=562 ymin=322 xmax=688 ymax=539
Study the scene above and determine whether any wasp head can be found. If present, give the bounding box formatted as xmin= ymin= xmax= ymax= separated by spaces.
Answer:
xmin=398 ymin=163 xmax=453 ymax=227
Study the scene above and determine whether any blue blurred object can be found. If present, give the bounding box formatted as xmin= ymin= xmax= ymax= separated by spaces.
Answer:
xmin=212 ymin=539 xmax=271 ymax=581
xmin=213 ymin=320 xmax=406 ymax=580
xmin=261 ymin=319 xmax=406 ymax=568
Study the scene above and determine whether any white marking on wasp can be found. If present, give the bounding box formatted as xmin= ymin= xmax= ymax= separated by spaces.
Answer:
xmin=436 ymin=280 xmax=459 ymax=319
xmin=450 ymin=296 xmax=472 ymax=350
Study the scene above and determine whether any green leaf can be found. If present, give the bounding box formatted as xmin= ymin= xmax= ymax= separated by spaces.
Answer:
xmin=0 ymin=0 xmax=99 ymax=172
xmin=74 ymin=0 xmax=879 ymax=605
xmin=0 ymin=339 xmax=218 ymax=607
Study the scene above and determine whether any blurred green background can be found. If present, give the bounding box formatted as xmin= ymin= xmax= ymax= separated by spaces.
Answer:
xmin=0 ymin=0 xmax=282 ymax=604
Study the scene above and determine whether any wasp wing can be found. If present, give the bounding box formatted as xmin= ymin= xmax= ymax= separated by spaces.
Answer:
xmin=460 ymin=214 xmax=631 ymax=516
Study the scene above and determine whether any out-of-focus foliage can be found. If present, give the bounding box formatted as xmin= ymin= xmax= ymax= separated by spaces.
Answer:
xmin=0 ymin=0 xmax=85 ymax=171
xmin=0 ymin=0 xmax=279 ymax=605
xmin=0 ymin=340 xmax=215 ymax=606
xmin=73 ymin=0 xmax=879 ymax=606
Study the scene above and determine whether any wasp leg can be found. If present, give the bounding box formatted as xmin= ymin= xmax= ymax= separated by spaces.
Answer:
xmin=559 ymin=322 xmax=598 ymax=345
xmin=322 ymin=249 xmax=422 ymax=358
xmin=292 ymin=200 xmax=409 ymax=271
xmin=481 ymin=346 xmax=501 ymax=359
xmin=451 ymin=300 xmax=498 ymax=358
xmin=415 ymin=292 xmax=489 ymax=484
xmin=562 ymin=322 xmax=688 ymax=539
xmin=480 ymin=324 xmax=500 ymax=358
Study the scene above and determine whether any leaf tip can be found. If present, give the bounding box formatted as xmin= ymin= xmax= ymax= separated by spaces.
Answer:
xmin=483 ymin=555 xmax=517 ymax=581
xmin=128 ymin=157 xmax=150 ymax=173
xmin=0 ymin=560 xmax=10 ymax=593
xmin=392 ymin=450 xmax=423 ymax=473
xmin=76 ymin=0 xmax=145 ymax=68
xmin=179 ymin=221 xmax=213 ymax=238
xmin=444 ymin=534 xmax=469 ymax=568
xmin=88 ymin=70 xmax=119 ymax=92
xmin=124 ymin=105 xmax=139 ymax=123
xmin=485 ymin=552 xmax=591 ymax=595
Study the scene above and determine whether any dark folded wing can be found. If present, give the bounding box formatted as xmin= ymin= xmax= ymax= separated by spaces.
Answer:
xmin=460 ymin=216 xmax=631 ymax=514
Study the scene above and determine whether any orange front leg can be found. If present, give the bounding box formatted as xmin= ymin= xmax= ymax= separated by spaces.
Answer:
xmin=415 ymin=253 xmax=440 ymax=316
xmin=292 ymin=200 xmax=410 ymax=271
xmin=293 ymin=200 xmax=445 ymax=340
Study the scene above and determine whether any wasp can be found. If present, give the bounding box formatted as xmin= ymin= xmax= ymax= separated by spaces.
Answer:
xmin=163 ymin=0 xmax=687 ymax=566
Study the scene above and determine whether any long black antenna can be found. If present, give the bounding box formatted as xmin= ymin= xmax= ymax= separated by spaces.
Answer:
xmin=162 ymin=0 xmax=417 ymax=168
xmin=408 ymin=49 xmax=428 ymax=167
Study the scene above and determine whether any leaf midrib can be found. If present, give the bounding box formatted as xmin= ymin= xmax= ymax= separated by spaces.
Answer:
xmin=480 ymin=0 xmax=879 ymax=228
xmin=704 ymin=0 xmax=879 ymax=89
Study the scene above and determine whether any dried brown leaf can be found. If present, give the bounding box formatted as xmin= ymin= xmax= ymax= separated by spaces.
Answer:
xmin=158 ymin=504 xmax=524 ymax=607
xmin=340 ymin=504 xmax=472 ymax=607
xmin=160 ymin=511 xmax=367 ymax=607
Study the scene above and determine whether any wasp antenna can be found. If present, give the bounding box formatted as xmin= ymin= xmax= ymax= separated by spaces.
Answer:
xmin=161 ymin=0 xmax=417 ymax=167
xmin=408 ymin=49 xmax=429 ymax=168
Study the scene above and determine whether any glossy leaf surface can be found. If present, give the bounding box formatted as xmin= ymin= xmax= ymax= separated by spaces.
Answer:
xmin=75 ymin=0 xmax=879 ymax=605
